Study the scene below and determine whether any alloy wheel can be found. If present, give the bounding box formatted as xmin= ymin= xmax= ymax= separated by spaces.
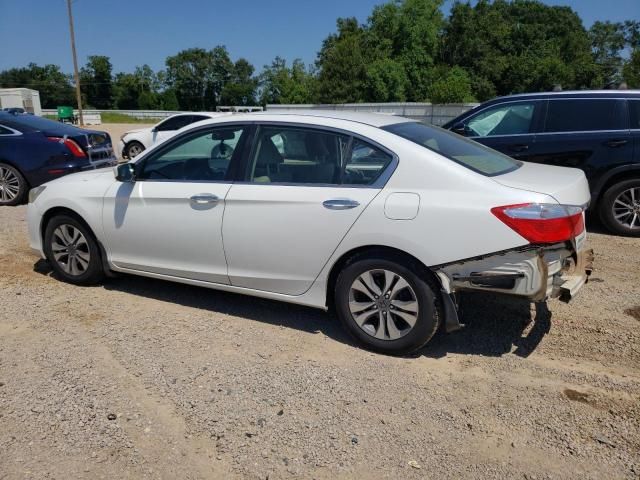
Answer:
xmin=0 ymin=166 xmax=20 ymax=203
xmin=612 ymin=187 xmax=640 ymax=229
xmin=51 ymin=224 xmax=91 ymax=276
xmin=348 ymin=269 xmax=419 ymax=341
xmin=127 ymin=144 xmax=143 ymax=158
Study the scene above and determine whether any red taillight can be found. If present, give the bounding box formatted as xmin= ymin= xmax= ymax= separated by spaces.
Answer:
xmin=492 ymin=203 xmax=585 ymax=244
xmin=47 ymin=137 xmax=87 ymax=158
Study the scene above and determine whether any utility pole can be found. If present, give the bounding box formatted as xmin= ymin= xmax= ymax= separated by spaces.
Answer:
xmin=66 ymin=0 xmax=84 ymax=126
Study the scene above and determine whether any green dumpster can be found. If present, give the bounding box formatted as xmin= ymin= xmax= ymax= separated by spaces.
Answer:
xmin=57 ymin=106 xmax=76 ymax=124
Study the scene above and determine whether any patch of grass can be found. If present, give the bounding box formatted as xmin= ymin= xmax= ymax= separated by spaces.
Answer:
xmin=100 ymin=112 xmax=157 ymax=124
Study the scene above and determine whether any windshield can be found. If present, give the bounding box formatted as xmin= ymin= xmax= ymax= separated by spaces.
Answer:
xmin=383 ymin=122 xmax=521 ymax=176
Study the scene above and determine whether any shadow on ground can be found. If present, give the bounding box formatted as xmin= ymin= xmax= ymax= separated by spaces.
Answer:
xmin=34 ymin=259 xmax=551 ymax=358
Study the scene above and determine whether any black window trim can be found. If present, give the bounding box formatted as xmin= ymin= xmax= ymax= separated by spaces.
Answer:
xmin=234 ymin=121 xmax=399 ymax=189
xmin=133 ymin=122 xmax=253 ymax=184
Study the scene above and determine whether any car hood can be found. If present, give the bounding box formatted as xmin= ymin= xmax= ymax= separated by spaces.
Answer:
xmin=493 ymin=162 xmax=591 ymax=206
xmin=123 ymin=128 xmax=148 ymax=136
xmin=47 ymin=167 xmax=115 ymax=185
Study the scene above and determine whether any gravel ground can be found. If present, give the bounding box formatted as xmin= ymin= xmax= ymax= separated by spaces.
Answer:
xmin=0 ymin=205 xmax=639 ymax=479
xmin=92 ymin=123 xmax=154 ymax=159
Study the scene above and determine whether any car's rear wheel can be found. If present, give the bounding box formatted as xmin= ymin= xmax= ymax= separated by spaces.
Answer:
xmin=124 ymin=141 xmax=145 ymax=159
xmin=0 ymin=163 xmax=27 ymax=206
xmin=599 ymin=179 xmax=640 ymax=237
xmin=44 ymin=214 xmax=105 ymax=285
xmin=334 ymin=256 xmax=441 ymax=355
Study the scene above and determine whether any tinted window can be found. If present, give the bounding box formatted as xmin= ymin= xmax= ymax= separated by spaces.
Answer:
xmin=0 ymin=125 xmax=15 ymax=135
xmin=344 ymin=140 xmax=393 ymax=185
xmin=156 ymin=115 xmax=193 ymax=132
xmin=466 ymin=102 xmax=537 ymax=136
xmin=629 ymin=100 xmax=640 ymax=130
xmin=138 ymin=126 xmax=246 ymax=181
xmin=384 ymin=122 xmax=520 ymax=176
xmin=246 ymin=126 xmax=349 ymax=184
xmin=190 ymin=115 xmax=209 ymax=123
xmin=544 ymin=99 xmax=626 ymax=132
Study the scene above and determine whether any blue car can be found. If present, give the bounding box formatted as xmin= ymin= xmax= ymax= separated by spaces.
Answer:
xmin=0 ymin=112 xmax=117 ymax=205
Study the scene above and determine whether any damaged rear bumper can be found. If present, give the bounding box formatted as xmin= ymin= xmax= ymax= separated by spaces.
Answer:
xmin=434 ymin=242 xmax=593 ymax=330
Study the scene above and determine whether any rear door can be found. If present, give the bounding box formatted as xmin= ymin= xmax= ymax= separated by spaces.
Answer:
xmin=462 ymin=100 xmax=542 ymax=161
xmin=629 ymin=100 xmax=640 ymax=165
xmin=222 ymin=124 xmax=394 ymax=296
xmin=528 ymin=98 xmax=631 ymax=189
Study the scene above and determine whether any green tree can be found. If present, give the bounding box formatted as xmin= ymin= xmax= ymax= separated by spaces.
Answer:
xmin=221 ymin=58 xmax=258 ymax=105
xmin=80 ymin=55 xmax=114 ymax=109
xmin=427 ymin=66 xmax=474 ymax=103
xmin=0 ymin=63 xmax=75 ymax=108
xmin=589 ymin=21 xmax=627 ymax=87
xmin=623 ymin=49 xmax=640 ymax=88
xmin=260 ymin=57 xmax=317 ymax=105
xmin=364 ymin=58 xmax=408 ymax=102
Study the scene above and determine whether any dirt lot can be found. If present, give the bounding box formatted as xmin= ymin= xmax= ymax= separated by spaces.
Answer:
xmin=93 ymin=123 xmax=154 ymax=159
xmin=0 ymin=205 xmax=639 ymax=480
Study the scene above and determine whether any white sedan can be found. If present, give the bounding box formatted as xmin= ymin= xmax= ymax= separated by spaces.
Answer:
xmin=27 ymin=111 xmax=593 ymax=355
xmin=119 ymin=112 xmax=227 ymax=159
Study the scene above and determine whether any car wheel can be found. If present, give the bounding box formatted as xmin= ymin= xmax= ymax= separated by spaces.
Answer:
xmin=44 ymin=214 xmax=105 ymax=285
xmin=124 ymin=141 xmax=145 ymax=159
xmin=0 ymin=163 xmax=27 ymax=206
xmin=599 ymin=179 xmax=640 ymax=237
xmin=334 ymin=255 xmax=441 ymax=355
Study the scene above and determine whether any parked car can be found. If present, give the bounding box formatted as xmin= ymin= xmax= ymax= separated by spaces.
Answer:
xmin=443 ymin=90 xmax=640 ymax=236
xmin=119 ymin=112 xmax=227 ymax=159
xmin=0 ymin=112 xmax=116 ymax=206
xmin=27 ymin=111 xmax=592 ymax=355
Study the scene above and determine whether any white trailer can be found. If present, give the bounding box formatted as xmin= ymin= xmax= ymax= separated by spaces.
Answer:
xmin=0 ymin=88 xmax=42 ymax=116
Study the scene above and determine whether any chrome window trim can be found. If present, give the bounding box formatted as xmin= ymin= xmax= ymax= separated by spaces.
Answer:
xmin=0 ymin=124 xmax=23 ymax=136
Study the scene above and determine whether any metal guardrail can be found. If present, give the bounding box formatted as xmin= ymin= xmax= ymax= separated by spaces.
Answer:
xmin=42 ymin=103 xmax=479 ymax=126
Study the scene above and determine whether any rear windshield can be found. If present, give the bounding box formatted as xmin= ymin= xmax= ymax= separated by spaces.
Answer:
xmin=383 ymin=122 xmax=521 ymax=176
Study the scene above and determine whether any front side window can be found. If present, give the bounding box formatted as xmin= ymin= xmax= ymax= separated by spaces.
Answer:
xmin=138 ymin=126 xmax=246 ymax=181
xmin=156 ymin=115 xmax=193 ymax=132
xmin=544 ymin=99 xmax=626 ymax=133
xmin=384 ymin=122 xmax=520 ymax=176
xmin=246 ymin=126 xmax=349 ymax=184
xmin=466 ymin=102 xmax=537 ymax=137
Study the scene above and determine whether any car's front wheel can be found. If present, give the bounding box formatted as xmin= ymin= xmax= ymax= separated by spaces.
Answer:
xmin=0 ymin=163 xmax=27 ymax=206
xmin=334 ymin=255 xmax=441 ymax=355
xmin=599 ymin=179 xmax=640 ymax=237
xmin=124 ymin=141 xmax=145 ymax=159
xmin=44 ymin=214 xmax=105 ymax=285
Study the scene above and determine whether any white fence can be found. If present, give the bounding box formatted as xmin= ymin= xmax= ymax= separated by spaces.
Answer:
xmin=42 ymin=103 xmax=478 ymax=126
xmin=266 ymin=102 xmax=479 ymax=126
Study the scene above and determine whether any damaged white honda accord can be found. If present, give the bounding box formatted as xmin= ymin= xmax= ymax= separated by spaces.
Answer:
xmin=27 ymin=111 xmax=593 ymax=355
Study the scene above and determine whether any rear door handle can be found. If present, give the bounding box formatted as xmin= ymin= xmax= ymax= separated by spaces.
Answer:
xmin=508 ymin=144 xmax=529 ymax=153
xmin=190 ymin=194 xmax=220 ymax=205
xmin=605 ymin=139 xmax=628 ymax=148
xmin=323 ymin=199 xmax=360 ymax=210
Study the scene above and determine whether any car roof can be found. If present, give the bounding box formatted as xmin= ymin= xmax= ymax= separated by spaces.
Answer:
xmin=490 ymin=90 xmax=640 ymax=102
xmin=212 ymin=110 xmax=414 ymax=128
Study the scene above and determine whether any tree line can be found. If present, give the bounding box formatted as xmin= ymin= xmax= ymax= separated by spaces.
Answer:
xmin=1 ymin=0 xmax=639 ymax=110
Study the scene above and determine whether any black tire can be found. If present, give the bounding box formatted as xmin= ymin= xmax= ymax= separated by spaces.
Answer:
xmin=0 ymin=163 xmax=27 ymax=206
xmin=124 ymin=141 xmax=145 ymax=159
xmin=598 ymin=178 xmax=640 ymax=237
xmin=43 ymin=214 xmax=105 ymax=285
xmin=334 ymin=254 xmax=441 ymax=356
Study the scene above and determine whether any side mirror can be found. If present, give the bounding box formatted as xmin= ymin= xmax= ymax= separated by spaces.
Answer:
xmin=115 ymin=163 xmax=136 ymax=183
xmin=451 ymin=122 xmax=467 ymax=136
xmin=151 ymin=126 xmax=158 ymax=133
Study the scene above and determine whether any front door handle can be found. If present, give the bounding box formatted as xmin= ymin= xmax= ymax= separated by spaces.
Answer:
xmin=323 ymin=198 xmax=360 ymax=210
xmin=605 ymin=139 xmax=628 ymax=148
xmin=508 ymin=144 xmax=529 ymax=153
xmin=190 ymin=194 xmax=220 ymax=205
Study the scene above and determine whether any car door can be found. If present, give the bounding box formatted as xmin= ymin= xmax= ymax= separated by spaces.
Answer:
xmin=629 ymin=99 xmax=640 ymax=166
xmin=460 ymin=100 xmax=542 ymax=160
xmin=152 ymin=115 xmax=195 ymax=145
xmin=222 ymin=124 xmax=394 ymax=296
xmin=102 ymin=124 xmax=250 ymax=283
xmin=528 ymin=98 xmax=632 ymax=188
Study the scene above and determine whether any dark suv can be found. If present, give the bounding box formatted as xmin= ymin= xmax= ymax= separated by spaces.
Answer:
xmin=444 ymin=91 xmax=640 ymax=236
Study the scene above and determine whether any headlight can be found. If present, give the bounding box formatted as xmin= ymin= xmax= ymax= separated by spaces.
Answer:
xmin=28 ymin=186 xmax=47 ymax=203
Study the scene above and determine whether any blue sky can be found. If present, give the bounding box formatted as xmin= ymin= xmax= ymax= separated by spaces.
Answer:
xmin=1 ymin=0 xmax=638 ymax=74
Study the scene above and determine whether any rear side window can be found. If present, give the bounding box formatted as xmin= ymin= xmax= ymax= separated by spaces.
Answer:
xmin=0 ymin=125 xmax=15 ymax=135
xmin=544 ymin=99 xmax=626 ymax=133
xmin=383 ymin=122 xmax=520 ymax=176
xmin=344 ymin=140 xmax=393 ymax=185
xmin=629 ymin=100 xmax=640 ymax=129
